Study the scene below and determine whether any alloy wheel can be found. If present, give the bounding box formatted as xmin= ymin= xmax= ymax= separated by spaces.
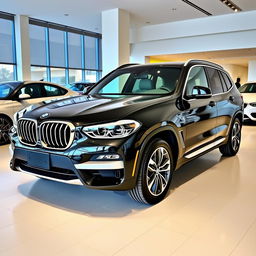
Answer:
xmin=146 ymin=147 xmax=171 ymax=196
xmin=231 ymin=121 xmax=241 ymax=152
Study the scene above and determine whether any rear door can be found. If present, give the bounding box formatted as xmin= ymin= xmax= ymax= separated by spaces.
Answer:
xmin=207 ymin=69 xmax=237 ymax=138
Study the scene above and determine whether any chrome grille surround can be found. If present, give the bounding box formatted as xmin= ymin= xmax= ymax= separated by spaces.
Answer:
xmin=39 ymin=121 xmax=75 ymax=150
xmin=17 ymin=118 xmax=75 ymax=150
xmin=17 ymin=119 xmax=38 ymax=146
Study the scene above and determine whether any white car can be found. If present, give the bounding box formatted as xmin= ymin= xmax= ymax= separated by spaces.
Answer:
xmin=238 ymin=82 xmax=256 ymax=122
xmin=0 ymin=81 xmax=79 ymax=145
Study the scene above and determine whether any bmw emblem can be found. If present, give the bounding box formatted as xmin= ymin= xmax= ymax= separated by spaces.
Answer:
xmin=40 ymin=113 xmax=50 ymax=119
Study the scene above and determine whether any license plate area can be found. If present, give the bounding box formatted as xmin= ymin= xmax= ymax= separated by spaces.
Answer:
xmin=27 ymin=151 xmax=50 ymax=170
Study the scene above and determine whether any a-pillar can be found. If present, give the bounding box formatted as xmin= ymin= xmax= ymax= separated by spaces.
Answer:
xmin=248 ymin=60 xmax=256 ymax=82
xmin=14 ymin=15 xmax=31 ymax=80
xmin=101 ymin=9 xmax=130 ymax=76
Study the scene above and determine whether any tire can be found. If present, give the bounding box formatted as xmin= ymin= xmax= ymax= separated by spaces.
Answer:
xmin=219 ymin=118 xmax=242 ymax=156
xmin=129 ymin=138 xmax=174 ymax=205
xmin=0 ymin=116 xmax=12 ymax=145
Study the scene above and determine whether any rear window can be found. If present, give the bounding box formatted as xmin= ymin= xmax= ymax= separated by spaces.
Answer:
xmin=205 ymin=68 xmax=223 ymax=94
xmin=221 ymin=72 xmax=233 ymax=90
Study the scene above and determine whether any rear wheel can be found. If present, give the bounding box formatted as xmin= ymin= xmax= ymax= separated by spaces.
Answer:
xmin=129 ymin=139 xmax=174 ymax=204
xmin=0 ymin=116 xmax=12 ymax=145
xmin=219 ymin=118 xmax=241 ymax=156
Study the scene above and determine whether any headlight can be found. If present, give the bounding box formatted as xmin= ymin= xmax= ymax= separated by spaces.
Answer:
xmin=249 ymin=102 xmax=256 ymax=107
xmin=82 ymin=120 xmax=141 ymax=139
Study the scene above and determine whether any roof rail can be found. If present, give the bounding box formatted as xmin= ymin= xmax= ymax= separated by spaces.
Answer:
xmin=184 ymin=59 xmax=224 ymax=69
xmin=117 ymin=63 xmax=139 ymax=69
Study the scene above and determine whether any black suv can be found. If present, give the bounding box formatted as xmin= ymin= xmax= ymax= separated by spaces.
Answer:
xmin=9 ymin=60 xmax=243 ymax=204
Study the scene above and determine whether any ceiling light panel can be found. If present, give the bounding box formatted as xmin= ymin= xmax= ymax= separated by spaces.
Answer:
xmin=220 ymin=0 xmax=242 ymax=12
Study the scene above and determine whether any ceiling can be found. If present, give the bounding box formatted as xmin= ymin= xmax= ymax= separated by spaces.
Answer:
xmin=150 ymin=48 xmax=256 ymax=67
xmin=2 ymin=0 xmax=256 ymax=32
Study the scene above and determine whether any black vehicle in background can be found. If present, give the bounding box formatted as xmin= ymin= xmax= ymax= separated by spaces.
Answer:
xmin=10 ymin=60 xmax=243 ymax=204
xmin=67 ymin=82 xmax=95 ymax=94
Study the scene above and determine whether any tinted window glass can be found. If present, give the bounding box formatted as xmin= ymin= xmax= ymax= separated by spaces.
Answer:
xmin=44 ymin=85 xmax=67 ymax=97
xmin=186 ymin=66 xmax=209 ymax=97
xmin=93 ymin=67 xmax=181 ymax=96
xmin=239 ymin=83 xmax=256 ymax=93
xmin=218 ymin=70 xmax=228 ymax=92
xmin=206 ymin=68 xmax=223 ymax=94
xmin=222 ymin=72 xmax=233 ymax=90
xmin=18 ymin=84 xmax=44 ymax=98
xmin=0 ymin=83 xmax=14 ymax=98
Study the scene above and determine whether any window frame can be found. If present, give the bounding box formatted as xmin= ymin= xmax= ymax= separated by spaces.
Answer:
xmin=29 ymin=18 xmax=102 ymax=85
xmin=0 ymin=12 xmax=17 ymax=81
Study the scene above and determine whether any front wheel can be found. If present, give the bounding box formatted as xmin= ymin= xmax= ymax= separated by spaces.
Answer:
xmin=219 ymin=118 xmax=242 ymax=156
xmin=129 ymin=139 xmax=174 ymax=204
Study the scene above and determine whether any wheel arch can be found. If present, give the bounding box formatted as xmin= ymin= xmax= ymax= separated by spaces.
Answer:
xmin=133 ymin=126 xmax=181 ymax=181
xmin=0 ymin=113 xmax=13 ymax=125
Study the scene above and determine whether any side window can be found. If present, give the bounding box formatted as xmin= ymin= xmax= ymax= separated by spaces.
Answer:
xmin=185 ymin=66 xmax=209 ymax=97
xmin=221 ymin=72 xmax=233 ymax=90
xmin=17 ymin=84 xmax=44 ymax=99
xmin=44 ymin=85 xmax=67 ymax=97
xmin=205 ymin=68 xmax=223 ymax=94
xmin=218 ymin=71 xmax=228 ymax=92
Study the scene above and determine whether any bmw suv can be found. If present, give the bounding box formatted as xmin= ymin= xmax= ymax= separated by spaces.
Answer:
xmin=9 ymin=60 xmax=243 ymax=204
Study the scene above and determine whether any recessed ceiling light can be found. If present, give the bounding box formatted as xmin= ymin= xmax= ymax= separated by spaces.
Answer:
xmin=219 ymin=0 xmax=242 ymax=12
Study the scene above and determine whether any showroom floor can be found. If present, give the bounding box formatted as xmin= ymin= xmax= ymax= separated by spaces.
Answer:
xmin=1 ymin=125 xmax=256 ymax=256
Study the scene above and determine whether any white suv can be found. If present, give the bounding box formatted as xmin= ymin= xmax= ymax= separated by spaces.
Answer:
xmin=0 ymin=81 xmax=78 ymax=145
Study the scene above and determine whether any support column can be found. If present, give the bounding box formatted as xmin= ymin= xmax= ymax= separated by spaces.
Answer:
xmin=248 ymin=60 xmax=256 ymax=82
xmin=102 ymin=9 xmax=130 ymax=76
xmin=14 ymin=15 xmax=31 ymax=80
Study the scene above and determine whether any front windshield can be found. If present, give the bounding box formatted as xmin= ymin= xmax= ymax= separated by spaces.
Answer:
xmin=239 ymin=83 xmax=256 ymax=93
xmin=90 ymin=67 xmax=181 ymax=96
xmin=0 ymin=83 xmax=18 ymax=99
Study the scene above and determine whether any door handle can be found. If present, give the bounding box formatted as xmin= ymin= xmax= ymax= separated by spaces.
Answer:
xmin=229 ymin=96 xmax=235 ymax=102
xmin=209 ymin=101 xmax=216 ymax=107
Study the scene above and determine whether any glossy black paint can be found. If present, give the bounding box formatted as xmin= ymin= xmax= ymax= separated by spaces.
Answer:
xmin=10 ymin=60 xmax=243 ymax=190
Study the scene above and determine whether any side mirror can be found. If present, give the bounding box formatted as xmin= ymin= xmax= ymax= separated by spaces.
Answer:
xmin=18 ymin=93 xmax=31 ymax=100
xmin=188 ymin=86 xmax=212 ymax=99
xmin=82 ymin=87 xmax=89 ymax=95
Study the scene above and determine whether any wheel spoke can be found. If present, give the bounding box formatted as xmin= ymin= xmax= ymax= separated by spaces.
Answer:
xmin=146 ymin=146 xmax=171 ymax=196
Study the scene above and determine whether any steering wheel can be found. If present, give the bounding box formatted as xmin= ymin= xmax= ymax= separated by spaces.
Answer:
xmin=159 ymin=86 xmax=171 ymax=92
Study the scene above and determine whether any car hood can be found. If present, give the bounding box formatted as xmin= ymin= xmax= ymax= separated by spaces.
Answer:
xmin=22 ymin=94 xmax=174 ymax=125
xmin=241 ymin=93 xmax=256 ymax=104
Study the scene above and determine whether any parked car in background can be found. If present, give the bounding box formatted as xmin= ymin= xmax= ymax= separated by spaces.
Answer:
xmin=67 ymin=82 xmax=95 ymax=94
xmin=0 ymin=81 xmax=78 ymax=145
xmin=238 ymin=82 xmax=256 ymax=122
xmin=10 ymin=60 xmax=243 ymax=204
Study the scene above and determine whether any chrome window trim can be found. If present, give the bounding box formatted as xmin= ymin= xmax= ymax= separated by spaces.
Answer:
xmin=182 ymin=64 xmax=234 ymax=102
xmin=17 ymin=118 xmax=38 ymax=147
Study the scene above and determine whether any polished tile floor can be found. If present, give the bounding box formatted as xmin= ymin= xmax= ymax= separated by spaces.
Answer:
xmin=1 ymin=124 xmax=256 ymax=256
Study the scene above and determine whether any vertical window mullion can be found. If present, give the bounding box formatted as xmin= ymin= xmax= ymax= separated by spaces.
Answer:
xmin=45 ymin=26 xmax=51 ymax=81
xmin=64 ymin=31 xmax=69 ymax=84
xmin=81 ymin=35 xmax=85 ymax=81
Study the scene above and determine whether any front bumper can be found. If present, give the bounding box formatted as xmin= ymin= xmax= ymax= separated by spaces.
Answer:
xmin=244 ymin=104 xmax=256 ymax=121
xmin=10 ymin=134 xmax=139 ymax=191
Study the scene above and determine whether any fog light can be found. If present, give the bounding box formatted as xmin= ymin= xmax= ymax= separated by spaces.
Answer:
xmin=96 ymin=154 xmax=120 ymax=160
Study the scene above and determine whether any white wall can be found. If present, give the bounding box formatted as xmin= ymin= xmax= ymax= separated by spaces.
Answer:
xmin=222 ymin=64 xmax=248 ymax=85
xmin=130 ymin=10 xmax=256 ymax=64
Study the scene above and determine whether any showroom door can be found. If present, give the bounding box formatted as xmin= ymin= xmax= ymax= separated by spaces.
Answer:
xmin=182 ymin=66 xmax=218 ymax=158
